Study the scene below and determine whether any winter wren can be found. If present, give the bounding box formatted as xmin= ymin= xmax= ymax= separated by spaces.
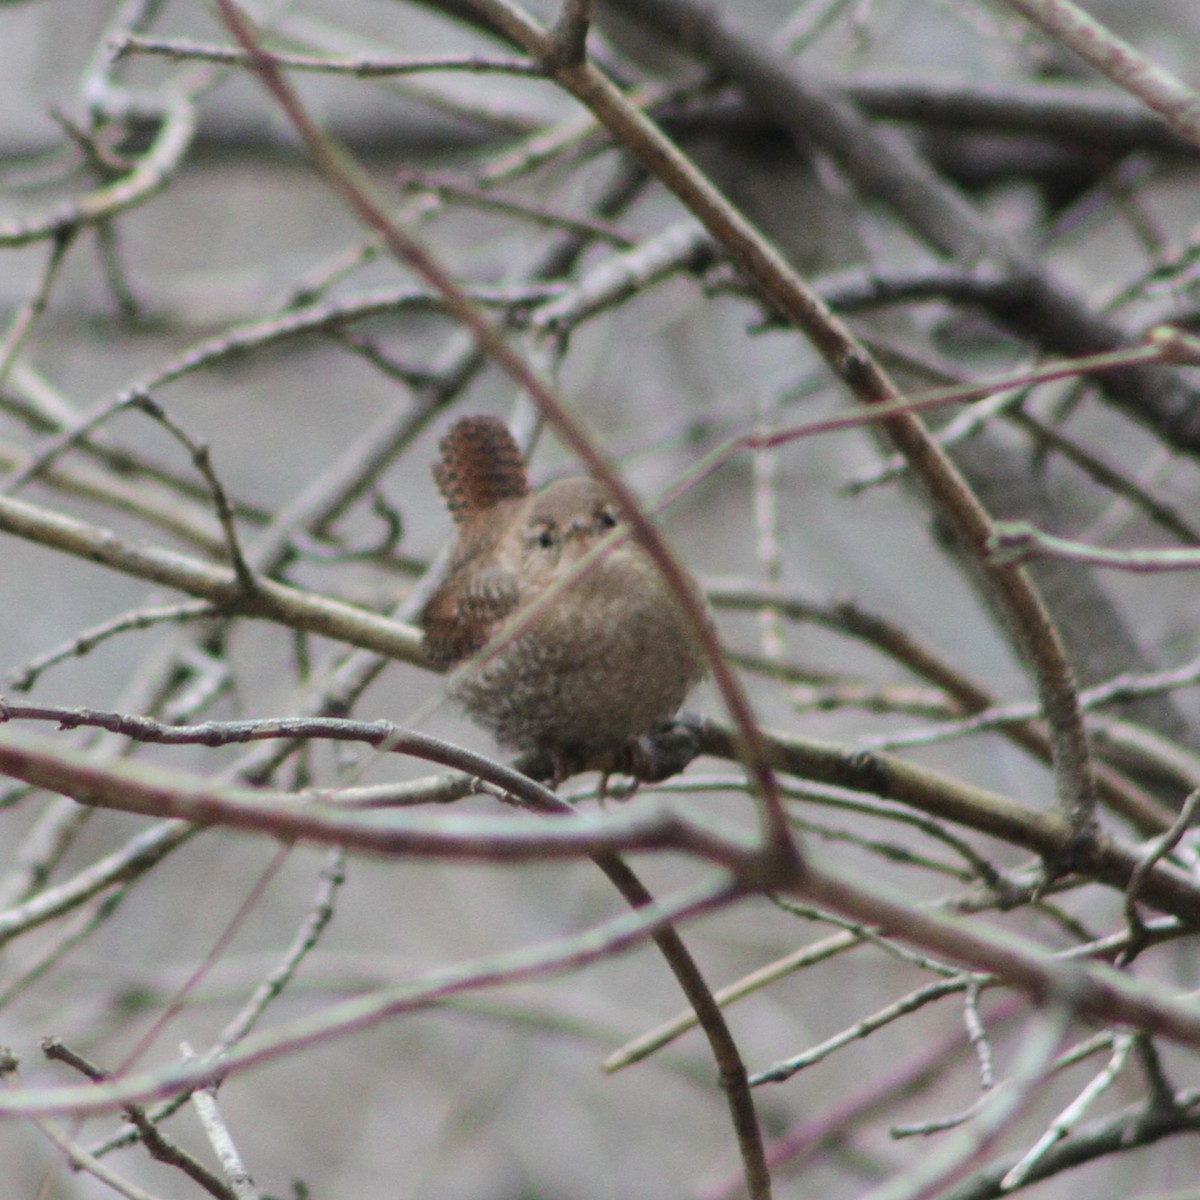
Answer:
xmin=421 ymin=416 xmax=708 ymax=771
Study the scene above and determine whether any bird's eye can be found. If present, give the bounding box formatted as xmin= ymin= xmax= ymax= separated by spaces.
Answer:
xmin=598 ymin=508 xmax=618 ymax=529
xmin=536 ymin=528 xmax=555 ymax=550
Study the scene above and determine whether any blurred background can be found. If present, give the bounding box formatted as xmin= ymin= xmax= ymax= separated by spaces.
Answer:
xmin=2 ymin=2 xmax=1200 ymax=1197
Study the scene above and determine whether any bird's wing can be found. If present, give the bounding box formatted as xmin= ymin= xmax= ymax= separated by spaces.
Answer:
xmin=420 ymin=565 xmax=521 ymax=666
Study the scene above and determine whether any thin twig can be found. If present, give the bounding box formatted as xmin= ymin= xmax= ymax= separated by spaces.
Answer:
xmin=8 ymin=600 xmax=217 ymax=693
xmin=999 ymin=1031 xmax=1136 ymax=1191
xmin=114 ymin=34 xmax=543 ymax=78
xmin=397 ymin=170 xmax=636 ymax=246
xmin=0 ymin=91 xmax=196 ymax=249
xmin=41 ymin=1039 xmax=237 ymax=1200
xmin=990 ymin=521 xmax=1200 ymax=572
xmin=751 ymin=975 xmax=975 ymax=1084
xmin=5 ymin=283 xmax=552 ymax=494
xmin=181 ymin=1044 xmax=260 ymax=1200
xmin=0 ymin=490 xmax=426 ymax=663
xmin=995 ymin=0 xmax=1200 ymax=150
xmin=0 ymin=228 xmax=77 ymax=392
xmin=0 ymin=873 xmax=738 ymax=1117
xmin=1 ymin=1052 xmax=161 ymax=1200
xmin=124 ymin=391 xmax=257 ymax=591
xmin=860 ymin=653 xmax=1200 ymax=757
xmin=865 ymin=1012 xmax=1071 ymax=1200
xmin=1119 ymin=790 xmax=1200 ymax=966
xmin=216 ymin=848 xmax=346 ymax=1055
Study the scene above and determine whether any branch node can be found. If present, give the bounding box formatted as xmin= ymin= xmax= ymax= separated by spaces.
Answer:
xmin=545 ymin=0 xmax=593 ymax=70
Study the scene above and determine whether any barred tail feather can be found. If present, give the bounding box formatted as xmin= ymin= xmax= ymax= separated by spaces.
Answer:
xmin=433 ymin=416 xmax=529 ymax=522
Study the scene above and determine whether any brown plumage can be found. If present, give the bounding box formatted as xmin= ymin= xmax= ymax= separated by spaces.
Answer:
xmin=420 ymin=416 xmax=708 ymax=768
xmin=432 ymin=415 xmax=530 ymax=524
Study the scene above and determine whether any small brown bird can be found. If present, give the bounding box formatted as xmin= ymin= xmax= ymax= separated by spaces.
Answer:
xmin=421 ymin=416 xmax=707 ymax=776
